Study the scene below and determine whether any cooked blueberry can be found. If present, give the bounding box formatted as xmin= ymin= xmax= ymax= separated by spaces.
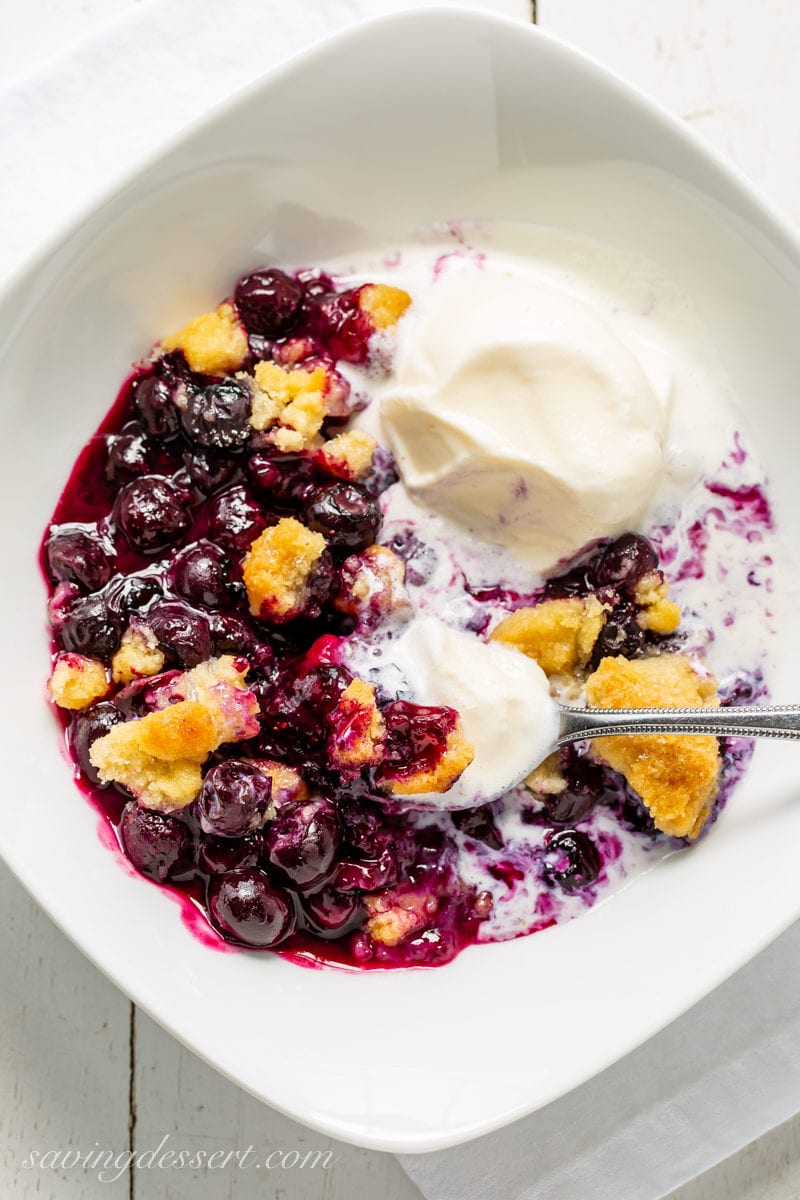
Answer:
xmin=595 ymin=533 xmax=658 ymax=590
xmin=197 ymin=761 xmax=273 ymax=837
xmin=146 ymin=598 xmax=213 ymax=667
xmin=119 ymin=801 xmax=194 ymax=883
xmin=544 ymin=829 xmax=601 ymax=891
xmin=197 ymin=834 xmax=263 ymax=875
xmin=115 ymin=476 xmax=192 ymax=553
xmin=132 ymin=374 xmax=180 ymax=438
xmin=169 ymin=540 xmax=230 ymax=608
xmin=58 ymin=592 xmax=122 ymax=660
xmin=180 ymin=379 xmax=252 ymax=451
xmin=302 ymin=482 xmax=380 ymax=552
xmin=205 ymin=486 xmax=268 ymax=553
xmin=260 ymin=665 xmax=351 ymax=757
xmin=452 ymin=805 xmax=503 ymax=850
xmin=234 ymin=268 xmax=303 ymax=336
xmin=264 ymin=797 xmax=339 ymax=891
xmin=182 ymin=446 xmax=238 ymax=494
xmin=105 ymin=423 xmax=152 ymax=482
xmin=248 ymin=451 xmax=316 ymax=506
xmin=332 ymin=846 xmax=398 ymax=892
xmin=591 ymin=602 xmax=646 ymax=666
xmin=207 ymin=868 xmax=295 ymax=947
xmin=103 ymin=572 xmax=163 ymax=621
xmin=208 ymin=612 xmax=272 ymax=670
xmin=45 ymin=524 xmax=114 ymax=592
xmin=69 ymin=701 xmax=122 ymax=785
xmin=301 ymin=887 xmax=361 ymax=935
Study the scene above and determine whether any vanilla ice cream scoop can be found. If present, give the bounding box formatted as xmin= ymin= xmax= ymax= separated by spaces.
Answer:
xmin=381 ymin=271 xmax=668 ymax=571
xmin=388 ymin=616 xmax=559 ymax=809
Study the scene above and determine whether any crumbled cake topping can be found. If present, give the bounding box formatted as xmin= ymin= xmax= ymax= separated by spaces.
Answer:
xmin=111 ymin=624 xmax=166 ymax=684
xmin=585 ymin=653 xmax=721 ymax=839
xmin=383 ymin=721 xmax=475 ymax=797
xmin=242 ymin=517 xmax=327 ymax=622
xmin=364 ymin=888 xmax=435 ymax=946
xmin=491 ymin=595 xmax=607 ymax=675
xmin=89 ymin=656 xmax=259 ymax=811
xmin=48 ymin=653 xmax=109 ymax=710
xmin=161 ymin=303 xmax=248 ymax=375
xmin=251 ymin=759 xmax=308 ymax=810
xmin=358 ymin=283 xmax=412 ymax=331
xmin=248 ymin=361 xmax=327 ymax=449
xmin=525 ymin=752 xmax=567 ymax=797
xmin=328 ymin=679 xmax=386 ymax=774
xmin=634 ymin=570 xmax=682 ymax=634
xmin=316 ymin=429 xmax=377 ymax=481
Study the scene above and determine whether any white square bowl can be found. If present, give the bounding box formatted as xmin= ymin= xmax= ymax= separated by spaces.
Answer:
xmin=2 ymin=6 xmax=800 ymax=1153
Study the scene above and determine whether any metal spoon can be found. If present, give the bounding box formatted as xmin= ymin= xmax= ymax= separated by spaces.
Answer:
xmin=551 ymin=703 xmax=800 ymax=755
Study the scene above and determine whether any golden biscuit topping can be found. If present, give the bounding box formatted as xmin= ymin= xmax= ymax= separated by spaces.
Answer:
xmin=490 ymin=595 xmax=607 ymax=676
xmin=585 ymin=653 xmax=721 ymax=839
xmin=364 ymin=889 xmax=436 ymax=946
xmin=316 ymin=430 xmax=377 ymax=481
xmin=383 ymin=721 xmax=475 ymax=797
xmin=161 ymin=303 xmax=248 ymax=374
xmin=111 ymin=624 xmax=166 ymax=685
xmin=248 ymin=361 xmax=327 ymax=450
xmin=48 ymin=653 xmax=109 ymax=710
xmin=328 ymin=679 xmax=386 ymax=773
xmin=89 ymin=656 xmax=259 ymax=812
xmin=242 ymin=517 xmax=327 ymax=623
xmin=634 ymin=570 xmax=682 ymax=634
xmin=359 ymin=284 xmax=412 ymax=331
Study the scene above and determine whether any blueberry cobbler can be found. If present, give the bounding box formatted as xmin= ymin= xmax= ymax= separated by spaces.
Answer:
xmin=40 ymin=226 xmax=778 ymax=967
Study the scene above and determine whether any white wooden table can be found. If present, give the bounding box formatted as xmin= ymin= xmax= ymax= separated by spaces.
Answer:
xmin=4 ymin=3 xmax=800 ymax=1196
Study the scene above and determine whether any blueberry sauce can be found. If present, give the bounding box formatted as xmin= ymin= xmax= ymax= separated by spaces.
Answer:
xmin=40 ymin=251 xmax=778 ymax=970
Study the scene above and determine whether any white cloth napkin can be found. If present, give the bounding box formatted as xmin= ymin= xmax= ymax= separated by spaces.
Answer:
xmin=3 ymin=3 xmax=800 ymax=1198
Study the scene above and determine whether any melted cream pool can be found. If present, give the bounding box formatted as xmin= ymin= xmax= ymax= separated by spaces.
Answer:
xmin=321 ymin=223 xmax=781 ymax=941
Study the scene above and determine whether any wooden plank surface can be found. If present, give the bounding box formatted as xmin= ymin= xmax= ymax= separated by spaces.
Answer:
xmin=4 ymin=2 xmax=800 ymax=1198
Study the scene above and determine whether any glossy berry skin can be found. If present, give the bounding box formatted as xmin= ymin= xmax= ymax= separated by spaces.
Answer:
xmin=302 ymin=887 xmax=361 ymax=936
xmin=595 ymin=533 xmax=658 ymax=590
xmin=207 ymin=613 xmax=274 ymax=672
xmin=69 ymin=701 xmax=122 ymax=785
xmin=119 ymin=801 xmax=194 ymax=883
xmin=207 ymin=868 xmax=295 ymax=948
xmin=105 ymin=423 xmax=152 ymax=483
xmin=45 ymin=525 xmax=114 ymax=593
xmin=103 ymin=572 xmax=163 ymax=623
xmin=169 ymin=540 xmax=230 ymax=608
xmin=132 ymin=374 xmax=180 ymax=438
xmin=180 ymin=380 xmax=252 ymax=451
xmin=591 ymin=602 xmax=646 ymax=667
xmin=385 ymin=530 xmax=437 ymax=587
xmin=58 ymin=592 xmax=122 ymax=660
xmin=248 ymin=452 xmax=316 ymax=507
xmin=197 ymin=834 xmax=263 ymax=875
xmin=263 ymin=797 xmax=339 ymax=891
xmin=146 ymin=599 xmax=213 ymax=668
xmin=205 ymin=486 xmax=268 ymax=554
xmin=115 ymin=475 xmax=192 ymax=553
xmin=181 ymin=447 xmax=238 ymax=494
xmin=544 ymin=750 xmax=612 ymax=824
xmin=302 ymin=482 xmax=381 ymax=552
xmin=544 ymin=829 xmax=601 ymax=892
xmin=234 ymin=269 xmax=303 ymax=336
xmin=197 ymin=761 xmax=273 ymax=838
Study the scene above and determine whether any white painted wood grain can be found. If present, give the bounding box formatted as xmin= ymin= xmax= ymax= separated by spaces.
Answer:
xmin=538 ymin=0 xmax=800 ymax=226
xmin=0 ymin=862 xmax=131 ymax=1197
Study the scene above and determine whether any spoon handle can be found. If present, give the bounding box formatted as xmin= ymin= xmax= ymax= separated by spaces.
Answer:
xmin=555 ymin=704 xmax=800 ymax=749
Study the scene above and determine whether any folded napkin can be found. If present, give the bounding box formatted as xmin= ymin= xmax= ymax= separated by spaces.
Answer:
xmin=3 ymin=3 xmax=799 ymax=1198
